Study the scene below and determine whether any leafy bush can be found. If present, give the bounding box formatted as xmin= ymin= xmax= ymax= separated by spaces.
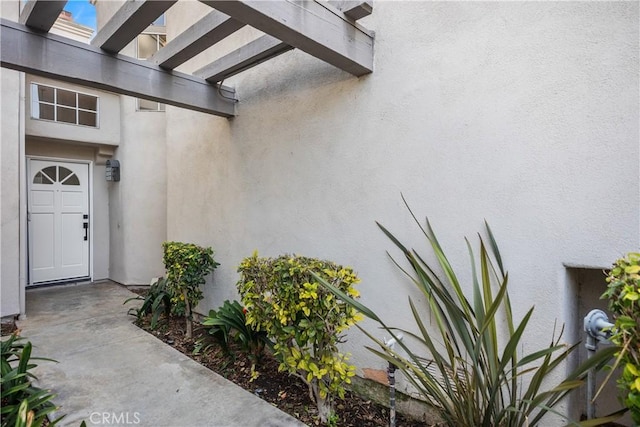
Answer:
xmin=202 ymin=300 xmax=272 ymax=365
xmin=1 ymin=333 xmax=63 ymax=427
xmin=237 ymin=253 xmax=362 ymax=423
xmin=315 ymin=204 xmax=618 ymax=427
xmin=602 ymin=252 xmax=640 ymax=424
xmin=124 ymin=277 xmax=172 ymax=330
xmin=163 ymin=241 xmax=219 ymax=338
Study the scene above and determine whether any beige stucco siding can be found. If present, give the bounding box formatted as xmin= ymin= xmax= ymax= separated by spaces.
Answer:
xmin=163 ymin=2 xmax=639 ymax=415
xmin=0 ymin=1 xmax=23 ymax=317
xmin=25 ymin=75 xmax=120 ymax=147
xmin=1 ymin=68 xmax=22 ymax=317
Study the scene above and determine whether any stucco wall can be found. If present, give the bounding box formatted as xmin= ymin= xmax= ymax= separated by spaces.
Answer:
xmin=1 ymin=68 xmax=22 ymax=318
xmin=164 ymin=1 xmax=639 ymax=418
xmin=107 ymin=93 xmax=167 ymax=285
xmin=92 ymin=3 xmax=168 ymax=285
xmin=25 ymin=75 xmax=121 ymax=147
xmin=0 ymin=1 xmax=22 ymax=318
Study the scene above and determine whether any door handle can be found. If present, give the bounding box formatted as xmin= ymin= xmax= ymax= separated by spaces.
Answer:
xmin=83 ymin=222 xmax=88 ymax=241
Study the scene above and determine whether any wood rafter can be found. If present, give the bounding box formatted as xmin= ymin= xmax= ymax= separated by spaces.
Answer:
xmin=2 ymin=0 xmax=376 ymax=116
xmin=19 ymin=0 xmax=67 ymax=32
xmin=91 ymin=0 xmax=177 ymax=53
xmin=194 ymin=35 xmax=293 ymax=83
xmin=0 ymin=19 xmax=236 ymax=117
xmin=200 ymin=0 xmax=374 ymax=77
xmin=151 ymin=11 xmax=245 ymax=70
xmin=329 ymin=1 xmax=373 ymax=21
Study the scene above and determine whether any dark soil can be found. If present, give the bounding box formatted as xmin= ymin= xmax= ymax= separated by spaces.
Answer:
xmin=133 ymin=313 xmax=426 ymax=427
xmin=1 ymin=320 xmax=18 ymax=336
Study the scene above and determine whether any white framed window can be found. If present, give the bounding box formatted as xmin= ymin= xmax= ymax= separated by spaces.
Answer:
xmin=30 ymin=83 xmax=99 ymax=127
xmin=136 ymin=33 xmax=167 ymax=112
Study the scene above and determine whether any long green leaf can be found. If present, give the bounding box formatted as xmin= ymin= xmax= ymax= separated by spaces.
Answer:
xmin=310 ymin=272 xmax=380 ymax=322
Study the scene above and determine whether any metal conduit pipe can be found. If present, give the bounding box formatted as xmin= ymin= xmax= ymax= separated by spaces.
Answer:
xmin=384 ymin=334 xmax=403 ymax=427
xmin=583 ymin=309 xmax=614 ymax=420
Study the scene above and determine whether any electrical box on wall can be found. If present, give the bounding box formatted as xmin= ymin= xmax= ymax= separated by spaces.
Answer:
xmin=106 ymin=159 xmax=120 ymax=182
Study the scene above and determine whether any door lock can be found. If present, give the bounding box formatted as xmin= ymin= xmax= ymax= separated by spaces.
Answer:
xmin=83 ymin=214 xmax=89 ymax=241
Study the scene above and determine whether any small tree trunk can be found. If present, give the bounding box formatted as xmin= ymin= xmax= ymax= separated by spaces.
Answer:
xmin=311 ymin=381 xmax=332 ymax=424
xmin=184 ymin=290 xmax=192 ymax=339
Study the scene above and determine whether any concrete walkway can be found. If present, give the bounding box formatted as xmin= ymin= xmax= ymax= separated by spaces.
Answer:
xmin=17 ymin=281 xmax=305 ymax=427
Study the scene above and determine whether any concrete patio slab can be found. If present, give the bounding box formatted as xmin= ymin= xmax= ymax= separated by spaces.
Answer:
xmin=16 ymin=281 xmax=306 ymax=427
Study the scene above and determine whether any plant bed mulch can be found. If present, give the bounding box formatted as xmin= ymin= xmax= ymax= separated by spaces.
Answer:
xmin=1 ymin=320 xmax=18 ymax=336
xmin=133 ymin=314 xmax=426 ymax=427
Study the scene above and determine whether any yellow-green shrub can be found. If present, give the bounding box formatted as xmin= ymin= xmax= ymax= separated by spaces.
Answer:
xmin=602 ymin=252 xmax=640 ymax=424
xmin=236 ymin=253 xmax=362 ymax=423
xmin=163 ymin=241 xmax=219 ymax=338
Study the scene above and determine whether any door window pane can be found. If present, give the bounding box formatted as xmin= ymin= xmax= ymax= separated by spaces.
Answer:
xmin=34 ymin=166 xmax=80 ymax=185
xmin=62 ymin=174 xmax=80 ymax=186
xmin=33 ymin=171 xmax=53 ymax=184
xmin=42 ymin=166 xmax=57 ymax=182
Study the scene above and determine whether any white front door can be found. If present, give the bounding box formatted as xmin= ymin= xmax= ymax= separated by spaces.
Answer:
xmin=28 ymin=159 xmax=90 ymax=284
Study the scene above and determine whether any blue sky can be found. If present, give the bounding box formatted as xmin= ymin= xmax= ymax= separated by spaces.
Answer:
xmin=63 ymin=0 xmax=96 ymax=30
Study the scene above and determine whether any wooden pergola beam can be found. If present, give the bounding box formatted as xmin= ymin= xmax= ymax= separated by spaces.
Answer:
xmin=194 ymin=35 xmax=292 ymax=83
xmin=200 ymin=0 xmax=374 ymax=77
xmin=329 ymin=1 xmax=373 ymax=21
xmin=19 ymin=0 xmax=67 ymax=32
xmin=91 ymin=0 xmax=177 ymax=53
xmin=151 ymin=11 xmax=245 ymax=70
xmin=1 ymin=19 xmax=236 ymax=117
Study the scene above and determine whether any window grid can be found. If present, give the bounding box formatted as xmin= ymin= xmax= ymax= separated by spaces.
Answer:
xmin=136 ymin=33 xmax=166 ymax=112
xmin=31 ymin=83 xmax=99 ymax=128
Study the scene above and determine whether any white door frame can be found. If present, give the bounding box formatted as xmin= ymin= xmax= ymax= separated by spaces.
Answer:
xmin=26 ymin=156 xmax=93 ymax=286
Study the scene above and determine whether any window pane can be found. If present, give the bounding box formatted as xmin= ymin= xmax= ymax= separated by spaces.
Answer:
xmin=57 ymin=106 xmax=76 ymax=124
xmin=58 ymin=167 xmax=72 ymax=182
xmin=62 ymin=174 xmax=80 ymax=186
xmin=79 ymin=111 xmax=97 ymax=127
xmin=138 ymin=99 xmax=160 ymax=111
xmin=57 ymin=89 xmax=77 ymax=107
xmin=37 ymin=104 xmax=55 ymax=121
xmin=36 ymin=85 xmax=54 ymax=103
xmin=137 ymin=34 xmax=157 ymax=59
xmin=42 ymin=166 xmax=57 ymax=182
xmin=78 ymin=94 xmax=97 ymax=111
xmin=33 ymin=171 xmax=53 ymax=184
xmin=152 ymin=14 xmax=165 ymax=26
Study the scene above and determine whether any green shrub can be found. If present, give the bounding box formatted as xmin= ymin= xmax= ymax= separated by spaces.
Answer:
xmin=124 ymin=277 xmax=172 ymax=330
xmin=163 ymin=241 xmax=219 ymax=338
xmin=202 ymin=300 xmax=272 ymax=366
xmin=315 ymin=203 xmax=619 ymax=427
xmin=602 ymin=252 xmax=640 ymax=424
xmin=237 ymin=253 xmax=362 ymax=424
xmin=1 ymin=333 xmax=63 ymax=427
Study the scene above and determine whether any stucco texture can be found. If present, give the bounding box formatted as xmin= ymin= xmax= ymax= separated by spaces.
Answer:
xmin=161 ymin=1 xmax=638 ymax=421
